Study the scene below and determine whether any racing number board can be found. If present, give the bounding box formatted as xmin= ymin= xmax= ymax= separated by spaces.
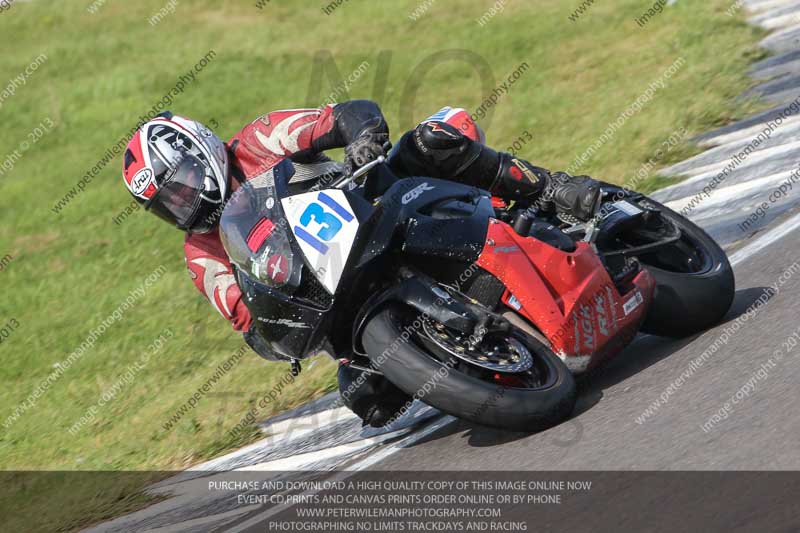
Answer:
xmin=281 ymin=189 xmax=359 ymax=294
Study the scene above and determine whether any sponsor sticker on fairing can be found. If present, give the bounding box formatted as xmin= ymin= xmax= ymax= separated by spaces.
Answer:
xmin=266 ymin=254 xmax=289 ymax=285
xmin=623 ymin=290 xmax=644 ymax=316
xmin=257 ymin=317 xmax=310 ymax=329
xmin=613 ymin=200 xmax=643 ymax=217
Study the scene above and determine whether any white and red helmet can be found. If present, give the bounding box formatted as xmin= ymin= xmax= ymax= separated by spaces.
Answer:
xmin=122 ymin=112 xmax=229 ymax=233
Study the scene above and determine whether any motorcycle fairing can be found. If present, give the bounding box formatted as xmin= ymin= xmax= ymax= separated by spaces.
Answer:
xmin=478 ymin=221 xmax=656 ymax=373
xmin=282 ymin=189 xmax=360 ymax=294
xmin=351 ymin=177 xmax=493 ymax=269
xmin=223 ymin=159 xmax=358 ymax=361
xmin=236 ymin=268 xmax=331 ymax=361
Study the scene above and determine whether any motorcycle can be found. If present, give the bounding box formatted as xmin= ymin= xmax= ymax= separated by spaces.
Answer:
xmin=219 ymin=155 xmax=734 ymax=431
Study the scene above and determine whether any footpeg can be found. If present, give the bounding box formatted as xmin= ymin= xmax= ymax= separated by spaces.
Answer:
xmin=291 ymin=359 xmax=302 ymax=376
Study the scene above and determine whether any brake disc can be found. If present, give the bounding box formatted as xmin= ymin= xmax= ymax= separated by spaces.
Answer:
xmin=421 ymin=318 xmax=533 ymax=373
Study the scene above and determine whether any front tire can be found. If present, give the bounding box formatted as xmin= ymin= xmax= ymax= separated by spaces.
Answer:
xmin=361 ymin=305 xmax=576 ymax=432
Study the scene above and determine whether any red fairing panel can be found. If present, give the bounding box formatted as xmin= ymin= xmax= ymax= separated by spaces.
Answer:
xmin=184 ymin=229 xmax=252 ymax=332
xmin=477 ymin=220 xmax=655 ymax=373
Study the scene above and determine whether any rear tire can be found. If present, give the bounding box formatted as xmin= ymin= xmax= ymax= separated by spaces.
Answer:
xmin=362 ymin=305 xmax=576 ymax=432
xmin=636 ymin=199 xmax=735 ymax=338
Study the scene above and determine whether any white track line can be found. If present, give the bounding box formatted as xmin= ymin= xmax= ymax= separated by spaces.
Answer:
xmin=729 ymin=211 xmax=800 ymax=265
xmin=662 ymin=138 xmax=800 ymax=182
xmin=224 ymin=415 xmax=457 ymax=533
xmin=663 ymin=168 xmax=795 ymax=216
xmin=346 ymin=415 xmax=457 ymax=471
xmin=235 ymin=434 xmax=401 ymax=471
xmin=141 ymin=505 xmax=260 ymax=533
xmin=184 ymin=407 xmax=356 ymax=472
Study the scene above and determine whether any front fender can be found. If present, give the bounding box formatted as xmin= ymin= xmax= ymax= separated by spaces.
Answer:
xmin=351 ymin=274 xmax=478 ymax=356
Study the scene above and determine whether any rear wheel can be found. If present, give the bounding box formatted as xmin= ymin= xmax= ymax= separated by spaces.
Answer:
xmin=361 ymin=305 xmax=576 ymax=432
xmin=612 ymin=197 xmax=735 ymax=338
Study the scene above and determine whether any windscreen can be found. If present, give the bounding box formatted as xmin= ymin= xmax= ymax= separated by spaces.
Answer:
xmin=219 ymin=174 xmax=302 ymax=290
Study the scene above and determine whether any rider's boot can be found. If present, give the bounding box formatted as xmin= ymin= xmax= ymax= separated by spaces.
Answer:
xmin=337 ymin=360 xmax=412 ymax=428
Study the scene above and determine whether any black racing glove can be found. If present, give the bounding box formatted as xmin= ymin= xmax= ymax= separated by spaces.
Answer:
xmin=546 ymin=172 xmax=602 ymax=221
xmin=332 ymin=101 xmax=388 ymax=143
xmin=344 ymin=134 xmax=390 ymax=171
xmin=311 ymin=100 xmax=390 ymax=173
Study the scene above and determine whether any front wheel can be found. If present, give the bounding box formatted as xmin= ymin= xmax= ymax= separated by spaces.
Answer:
xmin=612 ymin=196 xmax=735 ymax=338
xmin=361 ymin=305 xmax=576 ymax=432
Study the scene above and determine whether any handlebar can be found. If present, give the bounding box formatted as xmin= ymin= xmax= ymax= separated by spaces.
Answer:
xmin=334 ymin=155 xmax=386 ymax=190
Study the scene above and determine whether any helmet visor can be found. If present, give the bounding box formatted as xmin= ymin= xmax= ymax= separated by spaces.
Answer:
xmin=145 ymin=155 xmax=210 ymax=231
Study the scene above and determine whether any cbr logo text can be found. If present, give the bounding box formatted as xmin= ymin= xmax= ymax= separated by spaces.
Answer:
xmin=402 ymin=182 xmax=435 ymax=204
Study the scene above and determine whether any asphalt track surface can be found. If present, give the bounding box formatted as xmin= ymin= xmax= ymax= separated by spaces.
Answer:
xmin=87 ymin=1 xmax=800 ymax=530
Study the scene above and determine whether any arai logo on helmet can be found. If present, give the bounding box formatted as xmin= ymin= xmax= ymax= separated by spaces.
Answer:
xmin=131 ymin=168 xmax=154 ymax=196
xmin=402 ymin=182 xmax=435 ymax=205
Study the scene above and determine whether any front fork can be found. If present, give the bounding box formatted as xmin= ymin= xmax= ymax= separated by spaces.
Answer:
xmin=350 ymin=268 xmax=509 ymax=359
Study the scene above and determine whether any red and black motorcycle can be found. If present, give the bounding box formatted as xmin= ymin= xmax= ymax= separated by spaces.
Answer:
xmin=219 ymin=156 xmax=734 ymax=431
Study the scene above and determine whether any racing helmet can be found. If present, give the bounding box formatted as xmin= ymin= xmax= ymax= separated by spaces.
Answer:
xmin=122 ymin=112 xmax=229 ymax=233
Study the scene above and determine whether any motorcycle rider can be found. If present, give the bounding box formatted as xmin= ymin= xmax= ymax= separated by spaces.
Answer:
xmin=121 ymin=100 xmax=601 ymax=427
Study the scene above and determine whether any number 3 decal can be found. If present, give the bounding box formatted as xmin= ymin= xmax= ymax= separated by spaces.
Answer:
xmin=283 ymin=189 xmax=359 ymax=294
xmin=299 ymin=203 xmax=342 ymax=241
xmin=294 ymin=191 xmax=354 ymax=253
